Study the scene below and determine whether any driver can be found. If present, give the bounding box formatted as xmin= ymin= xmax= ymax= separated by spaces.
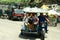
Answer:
xmin=38 ymin=13 xmax=49 ymax=33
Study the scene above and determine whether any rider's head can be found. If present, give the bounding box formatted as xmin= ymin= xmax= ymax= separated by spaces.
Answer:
xmin=33 ymin=14 xmax=36 ymax=17
xmin=46 ymin=13 xmax=48 ymax=15
xmin=18 ymin=5 xmax=20 ymax=9
xmin=40 ymin=13 xmax=43 ymax=16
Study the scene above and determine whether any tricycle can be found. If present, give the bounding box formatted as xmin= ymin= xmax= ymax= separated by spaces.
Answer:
xmin=21 ymin=12 xmax=46 ymax=40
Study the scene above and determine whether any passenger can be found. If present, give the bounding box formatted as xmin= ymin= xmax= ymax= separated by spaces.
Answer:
xmin=45 ymin=13 xmax=49 ymax=19
xmin=28 ymin=13 xmax=35 ymax=30
xmin=53 ymin=15 xmax=57 ymax=27
xmin=38 ymin=13 xmax=49 ymax=33
xmin=45 ymin=13 xmax=49 ymax=33
xmin=33 ymin=14 xmax=38 ymax=30
xmin=28 ymin=13 xmax=34 ymax=24
xmin=23 ymin=14 xmax=29 ymax=30
xmin=23 ymin=13 xmax=29 ymax=22
xmin=54 ymin=14 xmax=58 ymax=26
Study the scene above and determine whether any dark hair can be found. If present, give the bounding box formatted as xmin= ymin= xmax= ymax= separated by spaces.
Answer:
xmin=40 ymin=13 xmax=43 ymax=16
xmin=46 ymin=13 xmax=48 ymax=14
xmin=18 ymin=5 xmax=20 ymax=9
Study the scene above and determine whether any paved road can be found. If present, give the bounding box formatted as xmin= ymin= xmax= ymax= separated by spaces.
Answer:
xmin=0 ymin=19 xmax=60 ymax=40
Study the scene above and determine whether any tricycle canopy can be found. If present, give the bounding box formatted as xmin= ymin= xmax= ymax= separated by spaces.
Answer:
xmin=23 ymin=7 xmax=48 ymax=13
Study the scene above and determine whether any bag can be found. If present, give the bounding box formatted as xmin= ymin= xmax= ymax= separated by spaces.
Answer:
xmin=25 ymin=22 xmax=34 ymax=30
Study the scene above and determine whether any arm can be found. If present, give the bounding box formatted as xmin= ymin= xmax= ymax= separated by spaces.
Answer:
xmin=23 ymin=16 xmax=26 ymax=21
xmin=45 ymin=18 xmax=49 ymax=23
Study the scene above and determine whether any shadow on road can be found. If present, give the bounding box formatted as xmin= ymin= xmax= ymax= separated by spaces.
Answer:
xmin=19 ymin=33 xmax=41 ymax=40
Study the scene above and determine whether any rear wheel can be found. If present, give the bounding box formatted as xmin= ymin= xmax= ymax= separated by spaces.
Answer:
xmin=20 ymin=18 xmax=23 ymax=21
xmin=41 ymin=31 xmax=45 ymax=40
xmin=21 ymin=29 xmax=25 ymax=35
xmin=8 ymin=16 xmax=12 ymax=20
xmin=41 ymin=33 xmax=44 ymax=40
xmin=21 ymin=32 xmax=24 ymax=35
xmin=20 ymin=17 xmax=23 ymax=21
xmin=11 ymin=16 xmax=14 ymax=20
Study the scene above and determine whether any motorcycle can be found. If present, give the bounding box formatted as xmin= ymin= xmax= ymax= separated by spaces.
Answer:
xmin=38 ymin=22 xmax=46 ymax=40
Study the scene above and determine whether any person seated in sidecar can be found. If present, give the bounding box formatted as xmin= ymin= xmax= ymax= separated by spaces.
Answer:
xmin=24 ymin=13 xmax=35 ymax=31
xmin=24 ymin=13 xmax=39 ymax=31
xmin=33 ymin=14 xmax=39 ymax=31
xmin=27 ymin=14 xmax=35 ymax=30
xmin=23 ymin=13 xmax=30 ymax=30
xmin=23 ymin=13 xmax=29 ymax=22
xmin=28 ymin=13 xmax=34 ymax=24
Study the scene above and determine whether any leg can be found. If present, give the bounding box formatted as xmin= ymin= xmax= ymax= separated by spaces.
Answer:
xmin=45 ymin=22 xmax=48 ymax=33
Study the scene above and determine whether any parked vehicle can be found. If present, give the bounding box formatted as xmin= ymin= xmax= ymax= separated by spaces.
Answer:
xmin=0 ymin=9 xmax=3 ymax=18
xmin=11 ymin=8 xmax=24 ymax=21
xmin=1 ymin=10 xmax=8 ymax=19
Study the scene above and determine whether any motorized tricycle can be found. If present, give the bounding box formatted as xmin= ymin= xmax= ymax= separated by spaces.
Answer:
xmin=21 ymin=12 xmax=46 ymax=40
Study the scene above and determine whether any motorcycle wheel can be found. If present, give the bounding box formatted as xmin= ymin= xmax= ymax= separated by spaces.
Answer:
xmin=41 ymin=31 xmax=45 ymax=40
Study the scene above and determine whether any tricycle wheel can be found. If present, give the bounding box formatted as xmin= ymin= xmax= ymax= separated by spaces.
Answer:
xmin=41 ymin=32 xmax=45 ymax=40
xmin=41 ymin=34 xmax=44 ymax=40
xmin=21 ymin=32 xmax=24 ymax=35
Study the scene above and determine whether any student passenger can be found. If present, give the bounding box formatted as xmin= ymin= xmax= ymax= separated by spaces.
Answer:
xmin=45 ymin=13 xmax=49 ymax=33
xmin=33 ymin=14 xmax=38 ymax=30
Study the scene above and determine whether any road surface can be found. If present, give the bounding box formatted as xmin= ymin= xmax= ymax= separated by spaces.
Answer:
xmin=0 ymin=19 xmax=60 ymax=40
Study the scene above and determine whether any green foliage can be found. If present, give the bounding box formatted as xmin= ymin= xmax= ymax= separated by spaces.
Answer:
xmin=44 ymin=0 xmax=60 ymax=4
